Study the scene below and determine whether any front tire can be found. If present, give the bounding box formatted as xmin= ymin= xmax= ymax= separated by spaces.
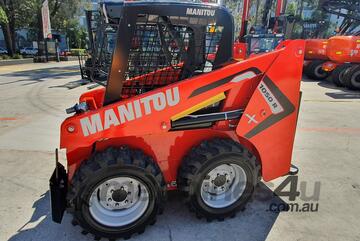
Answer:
xmin=343 ymin=65 xmax=360 ymax=90
xmin=68 ymin=147 xmax=166 ymax=240
xmin=331 ymin=64 xmax=352 ymax=87
xmin=304 ymin=60 xmax=329 ymax=80
xmin=178 ymin=139 xmax=260 ymax=221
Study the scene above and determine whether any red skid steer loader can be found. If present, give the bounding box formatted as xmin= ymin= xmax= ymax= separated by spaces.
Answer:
xmin=50 ymin=1 xmax=304 ymax=239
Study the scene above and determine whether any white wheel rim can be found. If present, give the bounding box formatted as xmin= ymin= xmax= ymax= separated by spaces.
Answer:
xmin=89 ymin=177 xmax=149 ymax=227
xmin=200 ymin=163 xmax=247 ymax=209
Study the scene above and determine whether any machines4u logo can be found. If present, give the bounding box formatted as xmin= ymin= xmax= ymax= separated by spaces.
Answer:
xmin=80 ymin=87 xmax=180 ymax=137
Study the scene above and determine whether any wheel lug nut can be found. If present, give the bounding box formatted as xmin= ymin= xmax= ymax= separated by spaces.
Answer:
xmin=108 ymin=198 xmax=112 ymax=201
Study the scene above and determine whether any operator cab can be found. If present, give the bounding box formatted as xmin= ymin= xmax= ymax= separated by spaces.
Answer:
xmin=97 ymin=1 xmax=234 ymax=104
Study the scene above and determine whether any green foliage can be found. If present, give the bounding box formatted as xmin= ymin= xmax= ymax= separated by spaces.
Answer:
xmin=64 ymin=18 xmax=87 ymax=49
xmin=0 ymin=6 xmax=8 ymax=24
xmin=286 ymin=2 xmax=297 ymax=16
xmin=13 ymin=53 xmax=23 ymax=59
xmin=1 ymin=55 xmax=10 ymax=60
xmin=1 ymin=0 xmax=83 ymax=40
xmin=70 ymin=48 xmax=86 ymax=56
xmin=222 ymin=0 xmax=242 ymax=38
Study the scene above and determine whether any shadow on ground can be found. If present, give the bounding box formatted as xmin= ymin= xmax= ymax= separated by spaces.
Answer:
xmin=317 ymin=81 xmax=360 ymax=99
xmin=301 ymin=77 xmax=360 ymax=99
xmin=0 ymin=66 xmax=81 ymax=86
xmin=8 ymin=183 xmax=286 ymax=241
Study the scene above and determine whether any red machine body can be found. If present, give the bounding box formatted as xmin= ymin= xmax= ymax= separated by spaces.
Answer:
xmin=60 ymin=40 xmax=304 ymax=188
xmin=233 ymin=42 xmax=247 ymax=61
xmin=321 ymin=61 xmax=339 ymax=72
xmin=326 ymin=36 xmax=360 ymax=63
xmin=304 ymin=39 xmax=329 ymax=60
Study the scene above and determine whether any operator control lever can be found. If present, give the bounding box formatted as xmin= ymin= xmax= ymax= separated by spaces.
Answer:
xmin=66 ymin=102 xmax=89 ymax=114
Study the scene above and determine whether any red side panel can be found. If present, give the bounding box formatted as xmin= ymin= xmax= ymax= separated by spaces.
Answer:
xmin=61 ymin=40 xmax=304 ymax=185
xmin=305 ymin=39 xmax=328 ymax=60
xmin=236 ymin=40 xmax=304 ymax=181
xmin=327 ymin=36 xmax=360 ymax=63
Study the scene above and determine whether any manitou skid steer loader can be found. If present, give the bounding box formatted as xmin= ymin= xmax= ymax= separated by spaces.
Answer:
xmin=50 ymin=1 xmax=304 ymax=239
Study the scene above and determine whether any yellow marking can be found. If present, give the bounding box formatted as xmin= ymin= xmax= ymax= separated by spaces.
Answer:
xmin=171 ymin=93 xmax=226 ymax=121
xmin=308 ymin=50 xmax=313 ymax=54
xmin=322 ymin=41 xmax=328 ymax=44
xmin=335 ymin=51 xmax=343 ymax=55
xmin=209 ymin=26 xmax=216 ymax=33
xmin=357 ymin=40 xmax=360 ymax=43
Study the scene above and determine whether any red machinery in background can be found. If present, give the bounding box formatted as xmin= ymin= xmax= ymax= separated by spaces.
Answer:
xmin=303 ymin=39 xmax=331 ymax=80
xmin=327 ymin=36 xmax=360 ymax=90
xmin=303 ymin=0 xmax=360 ymax=86
xmin=233 ymin=0 xmax=288 ymax=59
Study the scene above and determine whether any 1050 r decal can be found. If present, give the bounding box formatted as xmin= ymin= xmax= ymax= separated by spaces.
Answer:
xmin=258 ymin=81 xmax=284 ymax=114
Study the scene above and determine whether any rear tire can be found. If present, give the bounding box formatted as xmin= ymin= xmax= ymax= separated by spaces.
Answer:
xmin=304 ymin=60 xmax=329 ymax=80
xmin=343 ymin=65 xmax=360 ymax=90
xmin=178 ymin=138 xmax=260 ymax=221
xmin=331 ymin=64 xmax=352 ymax=87
xmin=67 ymin=147 xmax=166 ymax=240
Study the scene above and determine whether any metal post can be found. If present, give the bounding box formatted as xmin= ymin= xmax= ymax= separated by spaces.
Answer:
xmin=45 ymin=38 xmax=49 ymax=62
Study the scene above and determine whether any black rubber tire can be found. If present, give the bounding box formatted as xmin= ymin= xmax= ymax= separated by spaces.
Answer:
xmin=67 ymin=147 xmax=166 ymax=240
xmin=304 ymin=60 xmax=330 ymax=80
xmin=178 ymin=138 xmax=260 ymax=221
xmin=331 ymin=64 xmax=352 ymax=87
xmin=343 ymin=64 xmax=360 ymax=90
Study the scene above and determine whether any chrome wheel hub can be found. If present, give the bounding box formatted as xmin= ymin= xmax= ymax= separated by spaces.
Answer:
xmin=201 ymin=163 xmax=247 ymax=208
xmin=89 ymin=177 xmax=149 ymax=227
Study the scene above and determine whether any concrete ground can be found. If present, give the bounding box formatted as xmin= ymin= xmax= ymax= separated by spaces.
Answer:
xmin=0 ymin=62 xmax=359 ymax=241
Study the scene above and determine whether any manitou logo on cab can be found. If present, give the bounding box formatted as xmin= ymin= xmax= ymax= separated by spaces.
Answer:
xmin=80 ymin=87 xmax=180 ymax=137
xmin=186 ymin=8 xmax=216 ymax=17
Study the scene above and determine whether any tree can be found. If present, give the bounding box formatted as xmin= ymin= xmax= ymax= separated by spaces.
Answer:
xmin=0 ymin=6 xmax=13 ymax=55
xmin=0 ymin=0 xmax=83 ymax=55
